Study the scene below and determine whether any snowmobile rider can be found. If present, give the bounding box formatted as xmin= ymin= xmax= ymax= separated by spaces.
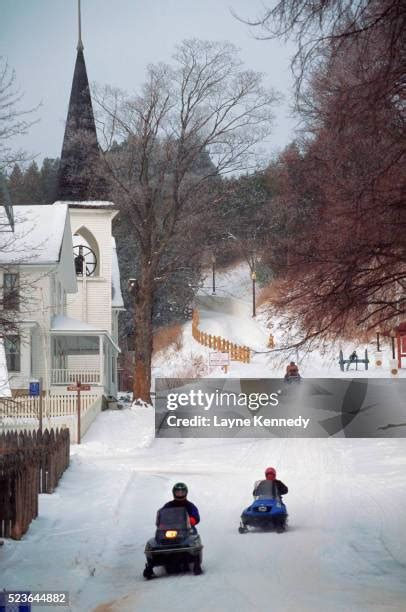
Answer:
xmin=160 ymin=482 xmax=200 ymax=527
xmin=253 ymin=467 xmax=288 ymax=497
xmin=284 ymin=361 xmax=300 ymax=381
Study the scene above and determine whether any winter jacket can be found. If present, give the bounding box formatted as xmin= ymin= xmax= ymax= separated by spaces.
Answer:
xmin=253 ymin=479 xmax=288 ymax=497
xmin=161 ymin=499 xmax=200 ymax=524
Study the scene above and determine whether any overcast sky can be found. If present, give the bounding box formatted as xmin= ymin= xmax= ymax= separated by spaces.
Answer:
xmin=1 ymin=0 xmax=298 ymax=167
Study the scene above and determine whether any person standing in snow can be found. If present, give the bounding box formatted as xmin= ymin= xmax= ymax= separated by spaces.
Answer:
xmin=346 ymin=350 xmax=358 ymax=370
xmin=158 ymin=483 xmax=200 ymax=528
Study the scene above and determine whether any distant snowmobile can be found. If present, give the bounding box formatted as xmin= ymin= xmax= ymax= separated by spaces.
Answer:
xmin=239 ymin=479 xmax=288 ymax=534
xmin=143 ymin=507 xmax=203 ymax=579
xmin=284 ymin=361 xmax=301 ymax=384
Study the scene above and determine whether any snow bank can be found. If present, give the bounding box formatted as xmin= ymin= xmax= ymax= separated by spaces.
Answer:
xmin=71 ymin=405 xmax=155 ymax=457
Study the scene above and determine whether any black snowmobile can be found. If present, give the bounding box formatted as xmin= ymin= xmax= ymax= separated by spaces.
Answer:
xmin=143 ymin=507 xmax=203 ymax=579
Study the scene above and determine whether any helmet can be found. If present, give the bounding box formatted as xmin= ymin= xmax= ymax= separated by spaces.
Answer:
xmin=172 ymin=482 xmax=188 ymax=498
xmin=265 ymin=467 xmax=276 ymax=480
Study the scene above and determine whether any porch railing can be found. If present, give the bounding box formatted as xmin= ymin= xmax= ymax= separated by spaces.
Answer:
xmin=51 ymin=369 xmax=101 ymax=385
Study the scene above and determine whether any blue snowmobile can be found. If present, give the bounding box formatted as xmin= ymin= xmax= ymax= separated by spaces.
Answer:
xmin=239 ymin=480 xmax=288 ymax=533
xmin=143 ymin=507 xmax=203 ymax=579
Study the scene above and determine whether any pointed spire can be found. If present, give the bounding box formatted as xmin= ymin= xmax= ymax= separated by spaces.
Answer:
xmin=77 ymin=0 xmax=84 ymax=51
xmin=57 ymin=2 xmax=105 ymax=200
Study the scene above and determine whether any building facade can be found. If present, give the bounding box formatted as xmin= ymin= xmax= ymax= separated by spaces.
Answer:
xmin=0 ymin=22 xmax=125 ymax=399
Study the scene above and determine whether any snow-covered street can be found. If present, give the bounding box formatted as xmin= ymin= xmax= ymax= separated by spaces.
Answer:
xmin=1 ymin=406 xmax=406 ymax=612
xmin=2 ymin=264 xmax=406 ymax=611
xmin=2 ymin=0 xmax=405 ymax=607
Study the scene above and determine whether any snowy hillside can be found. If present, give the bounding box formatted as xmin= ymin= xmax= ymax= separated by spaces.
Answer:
xmin=154 ymin=261 xmax=405 ymax=380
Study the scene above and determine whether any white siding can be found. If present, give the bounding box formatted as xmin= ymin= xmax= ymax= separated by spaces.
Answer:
xmin=68 ymin=209 xmax=115 ymax=334
xmin=57 ymin=213 xmax=77 ymax=292
xmin=2 ymin=219 xmax=77 ymax=392
xmin=67 ymin=354 xmax=99 ymax=369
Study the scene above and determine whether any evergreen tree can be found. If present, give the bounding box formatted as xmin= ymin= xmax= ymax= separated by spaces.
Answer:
xmin=23 ymin=161 xmax=42 ymax=203
xmin=7 ymin=164 xmax=25 ymax=204
xmin=40 ymin=157 xmax=59 ymax=203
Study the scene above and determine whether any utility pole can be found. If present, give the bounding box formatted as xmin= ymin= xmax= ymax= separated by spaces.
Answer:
xmin=376 ymin=329 xmax=381 ymax=352
xmin=252 ymin=270 xmax=256 ymax=317
xmin=390 ymin=329 xmax=396 ymax=360
xmin=211 ymin=254 xmax=216 ymax=294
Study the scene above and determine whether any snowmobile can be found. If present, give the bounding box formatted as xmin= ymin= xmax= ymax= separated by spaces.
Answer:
xmin=239 ymin=480 xmax=288 ymax=533
xmin=284 ymin=374 xmax=301 ymax=385
xmin=143 ymin=507 xmax=203 ymax=579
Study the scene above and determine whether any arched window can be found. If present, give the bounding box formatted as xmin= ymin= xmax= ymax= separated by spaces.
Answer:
xmin=72 ymin=226 xmax=100 ymax=277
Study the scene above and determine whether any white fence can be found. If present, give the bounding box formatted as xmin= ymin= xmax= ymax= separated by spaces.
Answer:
xmin=0 ymin=394 xmax=99 ymax=418
xmin=0 ymin=394 xmax=102 ymax=443
xmin=51 ymin=369 xmax=101 ymax=384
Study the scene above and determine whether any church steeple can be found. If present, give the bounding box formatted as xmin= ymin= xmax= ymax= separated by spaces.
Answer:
xmin=77 ymin=0 xmax=84 ymax=51
xmin=58 ymin=0 xmax=103 ymax=201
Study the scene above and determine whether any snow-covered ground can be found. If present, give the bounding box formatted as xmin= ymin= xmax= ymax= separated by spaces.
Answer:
xmin=1 ymin=407 xmax=406 ymax=612
xmin=1 ymin=262 xmax=406 ymax=611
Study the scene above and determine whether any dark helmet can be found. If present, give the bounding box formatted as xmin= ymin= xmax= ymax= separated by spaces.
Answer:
xmin=172 ymin=482 xmax=188 ymax=498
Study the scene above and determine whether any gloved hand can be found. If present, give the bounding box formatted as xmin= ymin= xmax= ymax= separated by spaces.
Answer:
xmin=189 ymin=516 xmax=197 ymax=526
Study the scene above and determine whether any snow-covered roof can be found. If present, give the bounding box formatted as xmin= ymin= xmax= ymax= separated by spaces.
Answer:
xmin=111 ymin=237 xmax=124 ymax=308
xmin=0 ymin=204 xmax=69 ymax=264
xmin=51 ymin=314 xmax=103 ymax=333
xmin=0 ymin=338 xmax=11 ymax=397
xmin=54 ymin=200 xmax=117 ymax=209
xmin=51 ymin=315 xmax=121 ymax=352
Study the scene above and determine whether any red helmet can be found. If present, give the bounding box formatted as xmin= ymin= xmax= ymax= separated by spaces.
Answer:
xmin=265 ymin=467 xmax=276 ymax=480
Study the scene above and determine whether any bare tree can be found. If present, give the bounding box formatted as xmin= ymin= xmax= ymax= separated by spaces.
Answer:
xmin=0 ymin=57 xmax=38 ymax=171
xmin=233 ymin=2 xmax=406 ymax=350
xmin=1 ymin=58 xmax=39 ymax=394
xmin=94 ymin=39 xmax=278 ymax=402
xmin=239 ymin=1 xmax=405 ymax=105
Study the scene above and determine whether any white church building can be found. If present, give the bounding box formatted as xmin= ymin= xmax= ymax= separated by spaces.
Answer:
xmin=0 ymin=16 xmax=125 ymax=400
xmin=0 ymin=201 xmax=124 ymax=398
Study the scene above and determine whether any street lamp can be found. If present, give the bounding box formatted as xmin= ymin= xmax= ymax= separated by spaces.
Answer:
xmin=390 ymin=329 xmax=396 ymax=360
xmin=127 ymin=279 xmax=138 ymax=353
xmin=127 ymin=278 xmax=138 ymax=296
xmin=211 ymin=254 xmax=216 ymax=295
xmin=376 ymin=327 xmax=381 ymax=352
xmin=252 ymin=270 xmax=257 ymax=317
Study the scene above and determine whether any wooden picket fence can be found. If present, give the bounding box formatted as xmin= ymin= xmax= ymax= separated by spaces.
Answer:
xmin=0 ymin=428 xmax=70 ymax=540
xmin=192 ymin=309 xmax=250 ymax=363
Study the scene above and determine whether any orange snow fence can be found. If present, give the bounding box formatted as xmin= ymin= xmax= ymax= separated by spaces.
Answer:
xmin=192 ymin=309 xmax=250 ymax=363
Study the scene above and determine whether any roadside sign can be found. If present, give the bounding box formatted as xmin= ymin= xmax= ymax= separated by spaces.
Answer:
xmin=67 ymin=384 xmax=91 ymax=391
xmin=66 ymin=382 xmax=91 ymax=444
xmin=29 ymin=379 xmax=40 ymax=397
xmin=209 ymin=352 xmax=230 ymax=366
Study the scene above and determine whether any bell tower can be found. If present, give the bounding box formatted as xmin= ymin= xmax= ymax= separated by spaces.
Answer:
xmin=57 ymin=0 xmax=104 ymax=201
